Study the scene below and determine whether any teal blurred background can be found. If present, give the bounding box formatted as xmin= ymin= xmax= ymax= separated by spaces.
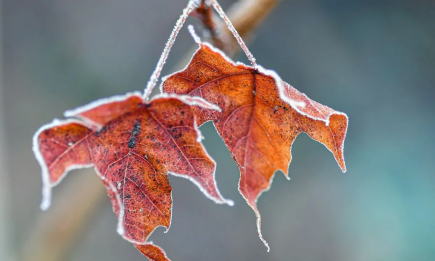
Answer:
xmin=2 ymin=0 xmax=435 ymax=260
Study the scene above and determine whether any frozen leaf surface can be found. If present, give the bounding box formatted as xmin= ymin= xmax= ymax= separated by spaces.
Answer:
xmin=163 ymin=43 xmax=348 ymax=250
xmin=33 ymin=92 xmax=231 ymax=260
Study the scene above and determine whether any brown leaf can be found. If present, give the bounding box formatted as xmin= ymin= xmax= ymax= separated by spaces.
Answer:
xmin=33 ymin=92 xmax=232 ymax=260
xmin=163 ymin=43 xmax=348 ymax=250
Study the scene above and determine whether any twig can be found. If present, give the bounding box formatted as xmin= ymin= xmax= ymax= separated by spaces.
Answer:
xmin=191 ymin=1 xmax=227 ymax=51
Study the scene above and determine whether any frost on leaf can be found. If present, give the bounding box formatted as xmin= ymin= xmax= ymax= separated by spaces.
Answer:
xmin=163 ymin=43 xmax=348 ymax=250
xmin=33 ymin=92 xmax=232 ymax=260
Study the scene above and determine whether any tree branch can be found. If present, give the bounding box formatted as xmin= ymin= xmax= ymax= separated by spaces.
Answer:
xmin=192 ymin=2 xmax=227 ymax=51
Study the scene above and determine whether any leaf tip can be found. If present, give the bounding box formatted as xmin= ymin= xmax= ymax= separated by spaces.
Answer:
xmin=40 ymin=196 xmax=51 ymax=211
xmin=340 ymin=163 xmax=347 ymax=173
xmin=117 ymin=224 xmax=125 ymax=236
xmin=257 ymin=218 xmax=270 ymax=252
xmin=223 ymin=199 xmax=234 ymax=207
xmin=194 ymin=122 xmax=204 ymax=142
xmin=40 ymin=170 xmax=52 ymax=211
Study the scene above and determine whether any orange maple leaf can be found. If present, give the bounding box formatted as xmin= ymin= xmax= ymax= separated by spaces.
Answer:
xmin=163 ymin=42 xmax=348 ymax=250
xmin=33 ymin=93 xmax=232 ymax=260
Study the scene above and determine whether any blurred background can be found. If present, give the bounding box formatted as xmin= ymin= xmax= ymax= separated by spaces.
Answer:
xmin=2 ymin=0 xmax=435 ymax=260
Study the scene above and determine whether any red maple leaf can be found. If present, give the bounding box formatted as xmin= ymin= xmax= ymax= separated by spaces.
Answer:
xmin=33 ymin=92 xmax=232 ymax=260
xmin=163 ymin=42 xmax=348 ymax=250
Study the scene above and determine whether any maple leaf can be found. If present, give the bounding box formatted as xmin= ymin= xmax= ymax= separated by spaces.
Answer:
xmin=33 ymin=92 xmax=232 ymax=260
xmin=162 ymin=42 xmax=348 ymax=250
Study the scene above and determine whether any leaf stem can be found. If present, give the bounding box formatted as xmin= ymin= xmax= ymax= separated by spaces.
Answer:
xmin=143 ymin=0 xmax=198 ymax=101
xmin=208 ymin=0 xmax=258 ymax=69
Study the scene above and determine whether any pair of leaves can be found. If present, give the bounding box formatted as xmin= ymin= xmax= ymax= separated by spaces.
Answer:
xmin=34 ymin=41 xmax=347 ymax=261
xmin=33 ymin=3 xmax=347 ymax=260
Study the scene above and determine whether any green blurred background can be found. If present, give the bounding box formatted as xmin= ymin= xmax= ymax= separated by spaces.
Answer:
xmin=2 ymin=0 xmax=435 ymax=260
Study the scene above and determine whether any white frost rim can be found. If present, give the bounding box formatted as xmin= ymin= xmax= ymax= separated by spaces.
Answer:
xmin=151 ymin=93 xmax=222 ymax=112
xmin=64 ymin=91 xmax=143 ymax=130
xmin=32 ymin=118 xmax=95 ymax=210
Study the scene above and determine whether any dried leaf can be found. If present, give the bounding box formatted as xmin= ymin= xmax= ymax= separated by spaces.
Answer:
xmin=162 ymin=43 xmax=348 ymax=250
xmin=33 ymin=92 xmax=232 ymax=260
